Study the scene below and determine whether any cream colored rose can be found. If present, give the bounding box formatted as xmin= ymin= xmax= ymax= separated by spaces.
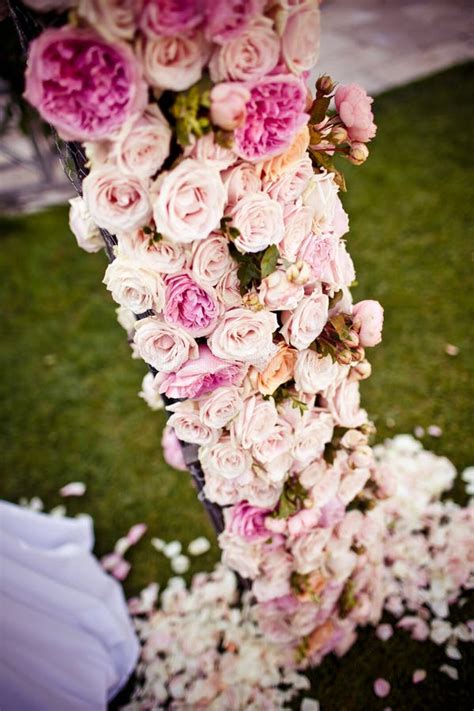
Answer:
xmin=198 ymin=386 xmax=243 ymax=429
xmin=259 ymin=269 xmax=304 ymax=311
xmin=303 ymin=170 xmax=340 ymax=234
xmin=279 ymin=204 xmax=313 ymax=262
xmin=208 ymin=308 xmax=279 ymax=369
xmin=256 ymin=125 xmax=310 ymax=181
xmin=294 ymin=351 xmax=340 ymax=395
xmin=138 ymin=372 xmax=164 ymax=411
xmin=221 ymin=163 xmax=262 ymax=205
xmin=215 ymin=266 xmax=242 ymax=309
xmin=116 ymin=305 xmax=136 ymax=333
xmin=191 ymin=233 xmax=233 ymax=286
xmin=83 ymin=166 xmax=152 ymax=234
xmin=133 ymin=316 xmax=198 ymax=372
xmin=228 ymin=192 xmax=284 ymax=254
xmin=219 ymin=531 xmax=263 ymax=579
xmin=78 ymin=0 xmax=136 ymax=41
xmin=252 ymin=419 xmax=293 ymax=464
xmin=167 ymin=402 xmax=219 ymax=447
xmin=292 ymin=411 xmax=334 ymax=468
xmin=119 ymin=231 xmax=187 ymax=274
xmin=256 ymin=343 xmax=297 ymax=396
xmin=230 ymin=395 xmax=278 ymax=449
xmin=68 ymin=196 xmax=103 ymax=253
xmin=209 ymin=17 xmax=280 ymax=82
xmin=137 ymin=32 xmax=210 ymax=91
xmin=291 ymin=529 xmax=332 ymax=575
xmin=281 ymin=288 xmax=329 ymax=350
xmin=152 ymin=159 xmax=226 ymax=244
xmin=103 ymin=255 xmax=165 ymax=313
xmin=110 ymin=104 xmax=171 ymax=179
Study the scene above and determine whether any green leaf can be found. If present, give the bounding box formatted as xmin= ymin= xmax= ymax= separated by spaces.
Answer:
xmin=260 ymin=244 xmax=280 ymax=278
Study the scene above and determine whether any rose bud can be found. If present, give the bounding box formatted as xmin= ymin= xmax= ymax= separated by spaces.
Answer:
xmin=337 ymin=349 xmax=353 ymax=366
xmin=349 ymin=445 xmax=373 ymax=469
xmin=331 ymin=126 xmax=348 ymax=144
xmin=286 ymin=260 xmax=311 ymax=285
xmin=348 ymin=141 xmax=369 ymax=165
xmin=316 ymin=74 xmax=335 ymax=95
xmin=210 ymin=82 xmax=250 ymax=131
xmin=352 ymin=359 xmax=372 ymax=381
xmin=341 ymin=429 xmax=367 ymax=450
xmin=342 ymin=329 xmax=359 ymax=348
xmin=352 ymin=300 xmax=384 ymax=347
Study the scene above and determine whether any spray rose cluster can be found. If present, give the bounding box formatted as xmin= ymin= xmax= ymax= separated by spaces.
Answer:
xmin=23 ymin=0 xmax=393 ymax=669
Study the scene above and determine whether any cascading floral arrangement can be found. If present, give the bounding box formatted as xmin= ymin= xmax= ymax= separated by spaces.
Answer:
xmin=21 ymin=0 xmax=391 ymax=668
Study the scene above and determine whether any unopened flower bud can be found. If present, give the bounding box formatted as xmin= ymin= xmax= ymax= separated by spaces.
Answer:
xmin=303 ymin=497 xmax=313 ymax=509
xmin=360 ymin=421 xmax=377 ymax=437
xmin=348 ymin=142 xmax=369 ymax=166
xmin=331 ymin=126 xmax=348 ymax=144
xmin=243 ymin=292 xmax=264 ymax=311
xmin=341 ymin=429 xmax=367 ymax=450
xmin=337 ymin=349 xmax=353 ymax=366
xmin=342 ymin=330 xmax=359 ymax=348
xmin=316 ymin=75 xmax=335 ymax=95
xmin=352 ymin=359 xmax=372 ymax=380
xmin=349 ymin=445 xmax=373 ymax=469
xmin=286 ymin=260 xmax=311 ymax=285
xmin=351 ymin=346 xmax=365 ymax=363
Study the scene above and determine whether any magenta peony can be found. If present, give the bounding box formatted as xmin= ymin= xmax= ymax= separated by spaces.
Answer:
xmin=226 ymin=502 xmax=271 ymax=541
xmin=234 ymin=75 xmax=309 ymax=162
xmin=335 ymin=83 xmax=377 ymax=143
xmin=204 ymin=0 xmax=265 ymax=44
xmin=24 ymin=27 xmax=147 ymax=141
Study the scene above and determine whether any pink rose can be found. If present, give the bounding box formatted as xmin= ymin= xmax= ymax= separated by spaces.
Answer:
xmin=352 ymin=300 xmax=384 ymax=347
xmin=184 ymin=132 xmax=237 ymax=170
xmin=258 ymin=269 xmax=304 ymax=311
xmin=322 ymin=380 xmax=368 ymax=429
xmin=68 ymin=197 xmax=103 ymax=253
xmin=264 ymin=156 xmax=314 ymax=205
xmin=281 ymin=2 xmax=321 ymax=75
xmin=225 ymin=502 xmax=271 ymax=541
xmin=281 ymin=288 xmax=329 ymax=350
xmin=191 ymin=233 xmax=233 ymax=286
xmin=210 ymin=83 xmax=250 ymax=131
xmin=227 ymin=192 xmax=284 ymax=253
xmin=291 ymin=411 xmax=334 ymax=468
xmin=24 ymin=27 xmax=146 ymax=141
xmin=167 ymin=402 xmax=219 ymax=446
xmin=208 ymin=307 xmax=278 ymax=369
xmin=110 ymin=104 xmax=172 ymax=179
xmin=157 ymin=344 xmax=246 ymax=399
xmin=209 ymin=17 xmax=280 ymax=82
xmin=221 ymin=163 xmax=261 ymax=205
xmin=139 ymin=0 xmax=205 ymax=37
xmin=294 ymin=350 xmax=340 ymax=395
xmin=253 ymin=548 xmax=292 ymax=602
xmin=235 ymin=75 xmax=309 ymax=162
xmin=137 ymin=32 xmax=210 ymax=92
xmin=215 ymin=266 xmax=242 ymax=308
xmin=162 ymin=425 xmax=187 ymax=471
xmin=164 ymin=272 xmax=219 ymax=337
xmin=204 ymin=0 xmax=265 ymax=44
xmin=280 ymin=204 xmax=313 ymax=262
xmin=319 ymin=240 xmax=356 ymax=291
xmin=78 ymin=0 xmax=137 ymax=42
xmin=118 ymin=231 xmax=187 ymax=274
xmin=335 ymin=84 xmax=377 ymax=143
xmin=291 ymin=529 xmax=332 ymax=575
xmin=152 ymin=159 xmax=226 ymax=243
xmin=198 ymin=385 xmax=243 ymax=428
xmin=82 ymin=166 xmax=152 ymax=234
xmin=252 ymin=420 xmax=293 ymax=466
xmin=230 ymin=395 xmax=278 ymax=449
xmin=133 ymin=316 xmax=198 ymax=372
xmin=218 ymin=531 xmax=263 ymax=578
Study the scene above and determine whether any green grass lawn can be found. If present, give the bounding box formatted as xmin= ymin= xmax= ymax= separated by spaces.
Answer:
xmin=0 ymin=64 xmax=473 ymax=710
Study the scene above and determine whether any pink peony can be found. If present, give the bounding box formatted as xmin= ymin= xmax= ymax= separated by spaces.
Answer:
xmin=24 ymin=27 xmax=146 ymax=142
xmin=226 ymin=502 xmax=271 ymax=541
xmin=335 ymin=84 xmax=377 ymax=143
xmin=352 ymin=300 xmax=384 ymax=347
xmin=204 ymin=0 xmax=265 ymax=44
xmin=210 ymin=83 xmax=250 ymax=131
xmin=157 ymin=345 xmax=246 ymax=399
xmin=139 ymin=0 xmax=205 ymax=37
xmin=234 ymin=75 xmax=309 ymax=162
xmin=164 ymin=272 xmax=219 ymax=337
xmin=162 ymin=425 xmax=187 ymax=471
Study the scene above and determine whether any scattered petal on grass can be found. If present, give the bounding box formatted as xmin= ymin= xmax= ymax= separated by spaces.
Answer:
xmin=445 ymin=645 xmax=462 ymax=660
xmin=430 ymin=619 xmax=452 ymax=645
xmin=127 ymin=523 xmax=147 ymax=545
xmin=188 ymin=537 xmax=211 ymax=556
xmin=376 ymin=624 xmax=393 ymax=641
xmin=427 ymin=425 xmax=442 ymax=438
xmin=374 ymin=678 xmax=390 ymax=698
xmin=414 ymin=426 xmax=425 ymax=438
xmin=59 ymin=481 xmax=86 ymax=497
xmin=163 ymin=541 xmax=182 ymax=559
xmin=412 ymin=669 xmax=426 ymax=684
xmin=300 ymin=699 xmax=320 ymax=711
xmin=112 ymin=559 xmax=131 ymax=581
xmin=114 ymin=537 xmax=130 ymax=556
xmin=444 ymin=343 xmax=459 ymax=356
xmin=455 ymin=622 xmax=472 ymax=641
xmin=171 ymin=554 xmax=190 ymax=574
xmin=43 ymin=353 xmax=57 ymax=366
xmin=439 ymin=664 xmax=459 ymax=681
xmin=151 ymin=538 xmax=166 ymax=552
xmin=397 ymin=616 xmax=429 ymax=641
xmin=49 ymin=505 xmax=66 ymax=517
xmin=30 ymin=497 xmax=44 ymax=511
xmin=101 ymin=552 xmax=122 ymax=572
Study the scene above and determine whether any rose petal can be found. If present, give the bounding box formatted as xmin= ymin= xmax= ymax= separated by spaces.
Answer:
xmin=373 ymin=679 xmax=390 ymax=698
xmin=59 ymin=482 xmax=86 ymax=497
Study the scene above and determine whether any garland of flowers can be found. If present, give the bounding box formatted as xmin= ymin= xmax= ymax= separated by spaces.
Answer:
xmin=20 ymin=0 xmax=392 ymax=667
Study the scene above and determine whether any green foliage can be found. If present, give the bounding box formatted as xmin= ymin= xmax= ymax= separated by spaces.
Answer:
xmin=170 ymin=76 xmax=213 ymax=146
xmin=229 ymin=243 xmax=281 ymax=295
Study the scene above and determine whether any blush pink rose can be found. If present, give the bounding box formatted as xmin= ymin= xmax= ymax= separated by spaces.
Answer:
xmin=234 ymin=75 xmax=309 ymax=162
xmin=227 ymin=192 xmax=284 ymax=253
xmin=78 ymin=0 xmax=137 ymax=42
xmin=162 ymin=425 xmax=187 ymax=471
xmin=281 ymin=2 xmax=321 ymax=75
xmin=198 ymin=385 xmax=243 ymax=428
xmin=166 ymin=402 xmax=219 ymax=446
xmin=139 ymin=0 xmax=205 ymax=37
xmin=230 ymin=394 xmax=278 ymax=449
xmin=118 ymin=231 xmax=187 ymax=274
xmin=322 ymin=380 xmax=368 ymax=429
xmin=137 ymin=32 xmax=210 ymax=92
xmin=204 ymin=0 xmax=265 ymax=44
xmin=335 ymin=83 xmax=377 ymax=143
xmin=157 ymin=345 xmax=246 ymax=399
xmin=225 ymin=502 xmax=271 ymax=541
xmin=259 ymin=269 xmax=304 ymax=311
xmin=24 ymin=27 xmax=147 ymax=142
xmin=164 ymin=272 xmax=219 ymax=337
xmin=133 ymin=315 xmax=198 ymax=372
xmin=352 ymin=300 xmax=384 ymax=347
xmin=110 ymin=104 xmax=172 ymax=179
xmin=280 ymin=288 xmax=329 ymax=351
xmin=209 ymin=17 xmax=280 ymax=82
xmin=191 ymin=233 xmax=233 ymax=286
xmin=221 ymin=163 xmax=261 ymax=205
xmin=208 ymin=308 xmax=278 ymax=369
xmin=264 ymin=156 xmax=314 ymax=205
xmin=210 ymin=83 xmax=250 ymax=131
xmin=280 ymin=204 xmax=313 ymax=262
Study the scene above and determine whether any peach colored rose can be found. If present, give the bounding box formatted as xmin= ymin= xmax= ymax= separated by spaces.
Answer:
xmin=256 ymin=125 xmax=310 ymax=181
xmin=256 ymin=343 xmax=297 ymax=396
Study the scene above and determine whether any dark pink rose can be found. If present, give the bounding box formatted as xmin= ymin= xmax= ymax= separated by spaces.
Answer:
xmin=139 ymin=0 xmax=205 ymax=37
xmin=164 ymin=272 xmax=219 ymax=337
xmin=24 ymin=27 xmax=147 ymax=141
xmin=226 ymin=502 xmax=271 ymax=541
xmin=335 ymin=83 xmax=377 ymax=143
xmin=204 ymin=0 xmax=265 ymax=44
xmin=235 ymin=75 xmax=309 ymax=162
xmin=157 ymin=345 xmax=246 ymax=399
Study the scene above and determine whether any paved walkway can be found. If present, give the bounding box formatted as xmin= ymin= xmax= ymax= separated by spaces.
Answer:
xmin=1 ymin=0 xmax=473 ymax=212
